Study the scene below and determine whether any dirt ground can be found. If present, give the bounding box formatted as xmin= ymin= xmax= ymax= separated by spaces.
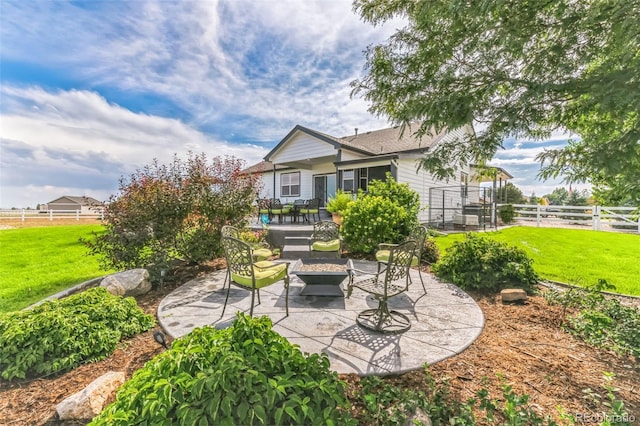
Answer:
xmin=0 ymin=218 xmax=103 ymax=229
xmin=1 ymin=221 xmax=638 ymax=424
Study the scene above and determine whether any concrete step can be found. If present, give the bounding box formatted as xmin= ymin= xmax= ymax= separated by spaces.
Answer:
xmin=283 ymin=236 xmax=310 ymax=246
xmin=281 ymin=245 xmax=310 ymax=259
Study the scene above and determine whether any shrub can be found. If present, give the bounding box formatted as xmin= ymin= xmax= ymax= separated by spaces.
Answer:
xmin=341 ymin=174 xmax=420 ymax=254
xmin=432 ymin=233 xmax=539 ymax=293
xmin=341 ymin=195 xmax=408 ymax=253
xmin=421 ymin=237 xmax=440 ymax=265
xmin=0 ymin=287 xmax=155 ymax=381
xmin=544 ymin=279 xmax=640 ymax=359
xmin=84 ymin=153 xmax=260 ymax=279
xmin=499 ymin=204 xmax=516 ymax=224
xmin=326 ymin=190 xmax=354 ymax=214
xmin=91 ymin=313 xmax=354 ymax=426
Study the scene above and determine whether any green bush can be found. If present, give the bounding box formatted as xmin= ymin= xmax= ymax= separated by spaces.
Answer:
xmin=326 ymin=190 xmax=354 ymax=214
xmin=499 ymin=204 xmax=516 ymax=224
xmin=91 ymin=313 xmax=354 ymax=426
xmin=341 ymin=174 xmax=420 ymax=254
xmin=0 ymin=287 xmax=155 ymax=381
xmin=432 ymin=233 xmax=539 ymax=293
xmin=421 ymin=237 xmax=440 ymax=265
xmin=544 ymin=280 xmax=640 ymax=359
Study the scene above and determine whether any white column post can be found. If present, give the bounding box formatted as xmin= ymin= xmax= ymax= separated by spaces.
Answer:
xmin=49 ymin=210 xmax=53 ymax=221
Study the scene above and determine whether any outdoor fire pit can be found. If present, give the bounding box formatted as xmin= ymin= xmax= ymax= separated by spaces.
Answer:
xmin=290 ymin=258 xmax=351 ymax=297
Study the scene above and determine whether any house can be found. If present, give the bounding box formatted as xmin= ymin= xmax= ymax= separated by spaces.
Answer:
xmin=42 ymin=196 xmax=103 ymax=214
xmin=244 ymin=123 xmax=512 ymax=226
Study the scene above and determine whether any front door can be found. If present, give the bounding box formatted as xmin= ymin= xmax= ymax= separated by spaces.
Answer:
xmin=313 ymin=174 xmax=336 ymax=207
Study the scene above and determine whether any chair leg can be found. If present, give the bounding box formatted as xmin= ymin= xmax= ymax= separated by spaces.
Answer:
xmin=249 ymin=288 xmax=256 ymax=316
xmin=284 ymin=275 xmax=290 ymax=316
xmin=221 ymin=282 xmax=232 ymax=318
xmin=418 ymin=268 xmax=427 ymax=293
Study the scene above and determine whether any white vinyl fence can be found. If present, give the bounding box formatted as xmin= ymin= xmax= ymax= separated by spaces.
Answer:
xmin=507 ymin=204 xmax=639 ymax=233
xmin=0 ymin=209 xmax=104 ymax=222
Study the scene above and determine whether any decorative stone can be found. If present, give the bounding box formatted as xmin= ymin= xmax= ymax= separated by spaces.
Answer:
xmin=100 ymin=268 xmax=151 ymax=297
xmin=501 ymin=288 xmax=528 ymax=304
xmin=56 ymin=371 xmax=125 ymax=420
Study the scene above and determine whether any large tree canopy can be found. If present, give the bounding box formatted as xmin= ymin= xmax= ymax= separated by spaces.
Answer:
xmin=352 ymin=0 xmax=640 ymax=204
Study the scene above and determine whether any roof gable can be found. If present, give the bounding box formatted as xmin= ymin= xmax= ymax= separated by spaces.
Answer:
xmin=47 ymin=196 xmax=101 ymax=205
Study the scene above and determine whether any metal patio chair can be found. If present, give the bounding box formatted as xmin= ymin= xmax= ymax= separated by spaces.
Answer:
xmin=308 ymin=220 xmax=341 ymax=258
xmin=347 ymin=240 xmax=417 ymax=333
xmin=221 ymin=236 xmax=290 ymax=317
xmin=375 ymin=225 xmax=428 ymax=293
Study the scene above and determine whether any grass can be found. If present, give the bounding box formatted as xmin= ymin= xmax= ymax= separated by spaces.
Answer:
xmin=432 ymin=226 xmax=640 ymax=296
xmin=0 ymin=225 xmax=112 ymax=313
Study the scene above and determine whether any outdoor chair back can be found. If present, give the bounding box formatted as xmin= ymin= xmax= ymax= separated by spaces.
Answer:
xmin=309 ymin=220 xmax=341 ymax=258
xmin=375 ymin=225 xmax=428 ymax=293
xmin=221 ymin=236 xmax=290 ymax=317
xmin=347 ymin=240 xmax=417 ymax=333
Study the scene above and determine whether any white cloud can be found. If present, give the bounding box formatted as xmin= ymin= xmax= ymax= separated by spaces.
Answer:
xmin=0 ymin=86 xmax=267 ymax=208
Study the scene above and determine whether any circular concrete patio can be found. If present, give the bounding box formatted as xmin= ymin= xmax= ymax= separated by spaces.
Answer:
xmin=158 ymin=260 xmax=484 ymax=376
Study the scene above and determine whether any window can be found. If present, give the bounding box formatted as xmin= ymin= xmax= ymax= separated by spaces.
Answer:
xmin=280 ymin=172 xmax=300 ymax=197
xmin=359 ymin=169 xmax=368 ymax=192
xmin=342 ymin=170 xmax=354 ymax=192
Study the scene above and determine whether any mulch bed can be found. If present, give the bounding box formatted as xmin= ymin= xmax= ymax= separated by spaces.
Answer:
xmin=1 ymin=261 xmax=638 ymax=424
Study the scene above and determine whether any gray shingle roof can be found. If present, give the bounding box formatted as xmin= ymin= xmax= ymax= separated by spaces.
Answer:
xmin=338 ymin=123 xmax=447 ymax=155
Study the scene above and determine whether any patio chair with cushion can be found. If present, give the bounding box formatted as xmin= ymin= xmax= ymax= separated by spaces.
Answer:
xmin=221 ymin=235 xmax=290 ymax=317
xmin=375 ymin=225 xmax=428 ymax=293
xmin=255 ymin=198 xmax=271 ymax=224
xmin=347 ymin=240 xmax=417 ymax=333
xmin=299 ymin=198 xmax=320 ymax=222
xmin=270 ymin=199 xmax=291 ymax=224
xmin=221 ymin=225 xmax=273 ymax=289
xmin=308 ymin=220 xmax=341 ymax=258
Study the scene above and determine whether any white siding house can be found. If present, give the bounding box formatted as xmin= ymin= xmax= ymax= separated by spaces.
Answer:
xmin=243 ymin=123 xmax=512 ymax=227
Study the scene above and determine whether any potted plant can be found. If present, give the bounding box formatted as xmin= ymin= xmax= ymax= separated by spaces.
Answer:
xmin=326 ymin=190 xmax=353 ymax=226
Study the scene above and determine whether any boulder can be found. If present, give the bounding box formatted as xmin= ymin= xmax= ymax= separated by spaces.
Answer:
xmin=100 ymin=268 xmax=151 ymax=297
xmin=501 ymin=288 xmax=528 ymax=304
xmin=56 ymin=371 xmax=125 ymax=420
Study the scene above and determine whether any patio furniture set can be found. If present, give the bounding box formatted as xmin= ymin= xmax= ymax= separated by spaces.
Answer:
xmin=256 ymin=198 xmax=320 ymax=224
xmin=220 ymin=222 xmax=429 ymax=334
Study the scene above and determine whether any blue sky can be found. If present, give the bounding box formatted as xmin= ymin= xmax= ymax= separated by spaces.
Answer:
xmin=0 ymin=0 xmax=583 ymax=208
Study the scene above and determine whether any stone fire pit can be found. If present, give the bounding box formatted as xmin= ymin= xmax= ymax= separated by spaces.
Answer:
xmin=290 ymin=258 xmax=351 ymax=297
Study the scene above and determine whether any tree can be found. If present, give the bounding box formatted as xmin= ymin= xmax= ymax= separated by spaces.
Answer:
xmin=85 ymin=153 xmax=259 ymax=278
xmin=495 ymin=182 xmax=525 ymax=205
xmin=544 ymin=187 xmax=569 ymax=205
xmin=351 ymin=0 xmax=640 ymax=203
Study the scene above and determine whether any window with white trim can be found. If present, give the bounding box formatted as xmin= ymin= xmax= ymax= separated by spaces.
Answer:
xmin=280 ymin=172 xmax=300 ymax=197
xmin=342 ymin=170 xmax=354 ymax=192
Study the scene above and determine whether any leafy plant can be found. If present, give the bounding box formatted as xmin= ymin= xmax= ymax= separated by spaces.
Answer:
xmin=91 ymin=313 xmax=354 ymax=425
xmin=326 ymin=190 xmax=354 ymax=214
xmin=421 ymin=237 xmax=440 ymax=265
xmin=499 ymin=204 xmax=516 ymax=224
xmin=0 ymin=287 xmax=154 ymax=381
xmin=341 ymin=174 xmax=420 ymax=254
xmin=84 ymin=153 xmax=260 ymax=280
xmin=544 ymin=279 xmax=640 ymax=359
xmin=432 ymin=233 xmax=539 ymax=293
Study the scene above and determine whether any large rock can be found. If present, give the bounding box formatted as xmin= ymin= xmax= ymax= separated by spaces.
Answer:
xmin=56 ymin=371 xmax=125 ymax=420
xmin=100 ymin=268 xmax=151 ymax=297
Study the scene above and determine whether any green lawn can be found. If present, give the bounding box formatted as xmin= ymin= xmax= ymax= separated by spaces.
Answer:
xmin=432 ymin=227 xmax=640 ymax=296
xmin=0 ymin=225 xmax=112 ymax=313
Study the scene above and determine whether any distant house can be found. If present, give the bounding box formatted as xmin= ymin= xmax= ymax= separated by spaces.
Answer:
xmin=244 ymin=122 xmax=513 ymax=225
xmin=42 ymin=196 xmax=103 ymax=214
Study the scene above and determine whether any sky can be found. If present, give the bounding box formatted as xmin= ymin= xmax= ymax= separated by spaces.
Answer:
xmin=0 ymin=0 xmax=584 ymax=209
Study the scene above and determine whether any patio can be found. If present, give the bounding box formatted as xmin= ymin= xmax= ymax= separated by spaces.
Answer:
xmin=157 ymin=260 xmax=484 ymax=376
